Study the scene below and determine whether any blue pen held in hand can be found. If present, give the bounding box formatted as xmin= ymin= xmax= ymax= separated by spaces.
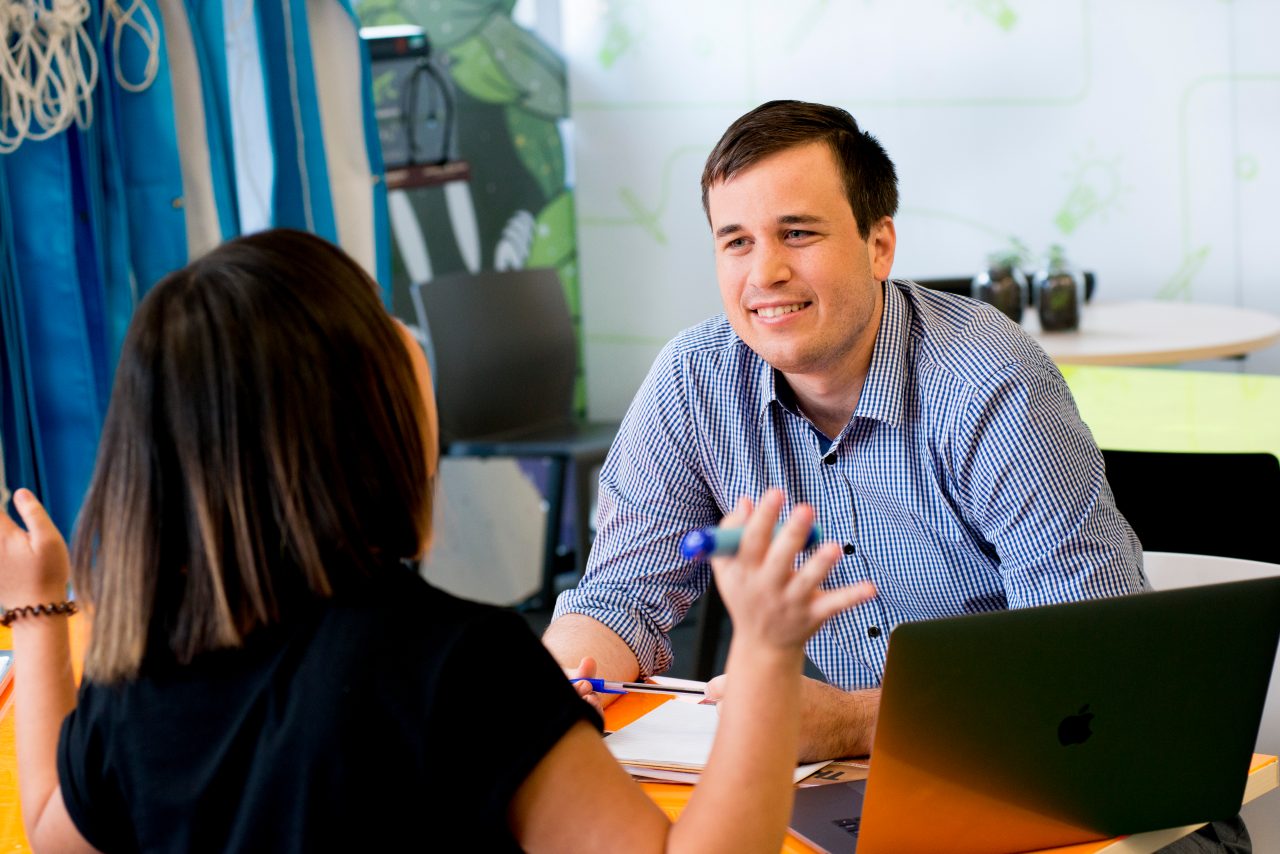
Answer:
xmin=679 ymin=522 xmax=824 ymax=562
xmin=570 ymin=678 xmax=706 ymax=697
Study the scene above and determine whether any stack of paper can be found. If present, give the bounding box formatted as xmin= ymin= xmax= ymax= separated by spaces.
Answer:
xmin=605 ymin=699 xmax=832 ymax=784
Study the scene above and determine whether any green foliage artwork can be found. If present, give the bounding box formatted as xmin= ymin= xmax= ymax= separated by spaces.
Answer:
xmin=358 ymin=0 xmax=583 ymax=320
xmin=356 ymin=0 xmax=583 ymax=408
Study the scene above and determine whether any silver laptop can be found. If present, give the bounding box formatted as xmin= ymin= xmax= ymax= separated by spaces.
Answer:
xmin=790 ymin=577 xmax=1280 ymax=853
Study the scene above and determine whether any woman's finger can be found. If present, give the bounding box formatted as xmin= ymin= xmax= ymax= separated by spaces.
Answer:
xmin=762 ymin=502 xmax=819 ymax=571
xmin=810 ymin=581 xmax=877 ymax=625
xmin=735 ymin=488 xmax=783 ymax=561
xmin=718 ymin=495 xmax=752 ymax=529
xmin=12 ymin=489 xmax=65 ymax=557
xmin=792 ymin=540 xmax=843 ymax=591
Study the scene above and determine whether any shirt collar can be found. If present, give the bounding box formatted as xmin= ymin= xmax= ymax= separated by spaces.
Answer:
xmin=854 ymin=279 xmax=908 ymax=428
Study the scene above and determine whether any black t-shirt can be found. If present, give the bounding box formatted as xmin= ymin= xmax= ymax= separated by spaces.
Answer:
xmin=57 ymin=563 xmax=600 ymax=852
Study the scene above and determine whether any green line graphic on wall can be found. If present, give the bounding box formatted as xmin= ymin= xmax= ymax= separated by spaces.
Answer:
xmin=960 ymin=0 xmax=1018 ymax=31
xmin=1157 ymin=246 xmax=1212 ymax=302
xmin=1174 ymin=73 xmax=1280 ymax=301
xmin=580 ymin=144 xmax=707 ymax=245
xmin=1054 ymin=145 xmax=1127 ymax=236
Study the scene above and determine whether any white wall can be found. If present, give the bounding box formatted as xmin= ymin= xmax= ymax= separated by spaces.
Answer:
xmin=562 ymin=0 xmax=1280 ymax=418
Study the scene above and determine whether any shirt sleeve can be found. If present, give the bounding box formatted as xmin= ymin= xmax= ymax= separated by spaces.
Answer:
xmin=57 ymin=684 xmax=133 ymax=853
xmin=431 ymin=608 xmax=602 ymax=822
xmin=952 ymin=355 xmax=1147 ymax=608
xmin=552 ymin=341 xmax=722 ymax=676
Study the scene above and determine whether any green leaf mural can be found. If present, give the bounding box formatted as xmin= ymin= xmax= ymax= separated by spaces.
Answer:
xmin=528 ymin=191 xmax=575 ymax=269
xmin=447 ymin=14 xmax=567 ymax=119
xmin=507 ymin=106 xmax=565 ymax=199
xmin=355 ymin=0 xmax=582 ymax=412
xmin=449 ymin=36 xmax=523 ymax=104
xmin=394 ymin=0 xmax=511 ymax=49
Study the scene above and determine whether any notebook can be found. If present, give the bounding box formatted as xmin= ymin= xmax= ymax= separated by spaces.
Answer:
xmin=790 ymin=577 xmax=1280 ymax=854
xmin=605 ymin=698 xmax=834 ymax=784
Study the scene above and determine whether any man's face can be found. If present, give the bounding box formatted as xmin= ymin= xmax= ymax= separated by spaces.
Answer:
xmin=707 ymin=141 xmax=895 ymax=386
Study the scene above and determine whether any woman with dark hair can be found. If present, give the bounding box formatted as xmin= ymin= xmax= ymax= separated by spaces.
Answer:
xmin=0 ymin=228 xmax=874 ymax=852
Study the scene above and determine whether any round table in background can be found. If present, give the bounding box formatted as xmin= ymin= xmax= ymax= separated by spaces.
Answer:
xmin=1022 ymin=300 xmax=1280 ymax=366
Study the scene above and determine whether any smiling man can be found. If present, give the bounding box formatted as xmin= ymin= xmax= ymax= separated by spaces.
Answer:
xmin=544 ymin=100 xmax=1145 ymax=762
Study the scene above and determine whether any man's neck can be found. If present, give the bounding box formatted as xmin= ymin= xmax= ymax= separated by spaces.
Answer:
xmin=785 ymin=369 xmax=868 ymax=441
xmin=781 ymin=292 xmax=884 ymax=442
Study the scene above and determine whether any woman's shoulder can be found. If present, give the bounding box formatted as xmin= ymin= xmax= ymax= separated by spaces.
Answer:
xmin=336 ymin=560 xmax=535 ymax=648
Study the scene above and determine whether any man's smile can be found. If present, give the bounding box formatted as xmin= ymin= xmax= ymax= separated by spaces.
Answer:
xmin=753 ymin=301 xmax=812 ymax=319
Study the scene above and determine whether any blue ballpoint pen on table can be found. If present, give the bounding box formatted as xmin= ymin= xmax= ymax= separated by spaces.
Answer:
xmin=679 ymin=522 xmax=824 ymax=562
xmin=570 ymin=678 xmax=706 ymax=697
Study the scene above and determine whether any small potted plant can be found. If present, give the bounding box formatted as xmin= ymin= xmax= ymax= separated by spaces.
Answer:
xmin=1032 ymin=245 xmax=1085 ymax=332
xmin=971 ymin=241 xmax=1029 ymax=323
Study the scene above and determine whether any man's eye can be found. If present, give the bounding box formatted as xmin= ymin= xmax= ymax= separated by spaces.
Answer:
xmin=785 ymin=229 xmax=811 ymax=240
xmin=725 ymin=237 xmax=748 ymax=250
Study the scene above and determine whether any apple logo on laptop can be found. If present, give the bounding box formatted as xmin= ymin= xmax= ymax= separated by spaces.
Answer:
xmin=1057 ymin=704 xmax=1094 ymax=746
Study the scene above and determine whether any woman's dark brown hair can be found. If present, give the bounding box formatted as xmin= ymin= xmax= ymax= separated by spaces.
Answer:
xmin=700 ymin=99 xmax=899 ymax=238
xmin=71 ymin=229 xmax=435 ymax=682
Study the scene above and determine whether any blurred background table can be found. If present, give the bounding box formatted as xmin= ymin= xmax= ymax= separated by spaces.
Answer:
xmin=1025 ymin=300 xmax=1280 ymax=366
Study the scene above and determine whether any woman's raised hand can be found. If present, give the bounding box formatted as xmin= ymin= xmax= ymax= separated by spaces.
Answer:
xmin=709 ymin=489 xmax=874 ymax=651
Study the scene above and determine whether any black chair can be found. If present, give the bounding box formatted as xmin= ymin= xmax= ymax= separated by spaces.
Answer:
xmin=1101 ymin=449 xmax=1280 ymax=564
xmin=412 ymin=268 xmax=620 ymax=609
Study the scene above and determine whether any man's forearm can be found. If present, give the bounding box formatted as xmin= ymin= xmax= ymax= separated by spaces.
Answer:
xmin=799 ymin=681 xmax=881 ymax=762
xmin=542 ymin=613 xmax=641 ymax=681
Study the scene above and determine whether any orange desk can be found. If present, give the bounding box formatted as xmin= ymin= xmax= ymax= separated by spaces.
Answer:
xmin=0 ymin=619 xmax=87 ymax=851
xmin=604 ymin=694 xmax=1280 ymax=854
xmin=0 ymin=629 xmax=1273 ymax=853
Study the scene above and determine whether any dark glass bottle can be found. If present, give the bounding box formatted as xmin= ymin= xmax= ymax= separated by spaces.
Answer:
xmin=1032 ymin=251 xmax=1085 ymax=332
xmin=971 ymin=263 xmax=1026 ymax=323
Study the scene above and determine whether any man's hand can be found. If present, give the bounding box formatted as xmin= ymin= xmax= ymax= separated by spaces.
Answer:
xmin=706 ymin=673 xmax=881 ymax=762
xmin=564 ymin=656 xmax=605 ymax=714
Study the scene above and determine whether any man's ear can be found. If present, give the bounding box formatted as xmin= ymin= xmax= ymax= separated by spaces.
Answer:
xmin=868 ymin=216 xmax=896 ymax=281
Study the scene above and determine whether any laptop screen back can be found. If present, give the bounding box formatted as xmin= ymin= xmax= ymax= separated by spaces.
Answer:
xmin=813 ymin=577 xmax=1280 ymax=854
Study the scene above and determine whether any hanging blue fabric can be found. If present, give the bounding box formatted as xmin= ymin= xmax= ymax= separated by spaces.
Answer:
xmin=86 ymin=46 xmax=143 ymax=370
xmin=0 ymin=135 xmax=106 ymax=534
xmin=180 ymin=0 xmax=241 ymax=240
xmin=254 ymin=0 xmax=391 ymax=300
xmin=336 ymin=0 xmax=392 ymax=296
xmin=0 ymin=166 xmax=38 ymax=519
xmin=255 ymin=0 xmax=339 ymax=241
xmin=101 ymin=0 xmax=189 ymax=298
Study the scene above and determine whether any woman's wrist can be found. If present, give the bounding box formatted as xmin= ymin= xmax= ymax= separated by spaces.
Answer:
xmin=1 ymin=586 xmax=75 ymax=626
xmin=724 ymin=639 xmax=805 ymax=678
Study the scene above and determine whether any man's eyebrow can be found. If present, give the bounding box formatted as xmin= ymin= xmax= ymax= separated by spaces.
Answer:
xmin=715 ymin=214 xmax=826 ymax=239
xmin=779 ymin=214 xmax=826 ymax=226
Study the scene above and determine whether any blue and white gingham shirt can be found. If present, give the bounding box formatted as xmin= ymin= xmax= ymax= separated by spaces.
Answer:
xmin=555 ymin=281 xmax=1146 ymax=689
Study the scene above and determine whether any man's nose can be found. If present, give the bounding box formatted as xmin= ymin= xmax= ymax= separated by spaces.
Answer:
xmin=749 ymin=242 xmax=792 ymax=289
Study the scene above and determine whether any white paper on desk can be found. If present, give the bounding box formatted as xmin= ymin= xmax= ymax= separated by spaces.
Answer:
xmin=606 ymin=700 xmax=832 ymax=784
xmin=648 ymin=675 xmax=709 ymax=703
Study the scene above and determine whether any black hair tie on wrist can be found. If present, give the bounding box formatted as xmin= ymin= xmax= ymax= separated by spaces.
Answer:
xmin=0 ymin=600 xmax=78 ymax=627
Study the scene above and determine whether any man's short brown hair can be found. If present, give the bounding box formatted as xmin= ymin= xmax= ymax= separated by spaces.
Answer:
xmin=701 ymin=100 xmax=899 ymax=238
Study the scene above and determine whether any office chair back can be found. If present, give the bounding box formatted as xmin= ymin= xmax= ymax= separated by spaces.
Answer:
xmin=413 ymin=268 xmax=577 ymax=444
xmin=1143 ymin=551 xmax=1280 ymax=757
xmin=1102 ymin=449 xmax=1280 ymax=564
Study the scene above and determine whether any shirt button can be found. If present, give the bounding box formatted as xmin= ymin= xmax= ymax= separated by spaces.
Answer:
xmin=842 ymin=543 xmax=855 ymax=555
xmin=867 ymin=626 xmax=881 ymax=638
xmin=823 ymin=455 xmax=837 ymax=466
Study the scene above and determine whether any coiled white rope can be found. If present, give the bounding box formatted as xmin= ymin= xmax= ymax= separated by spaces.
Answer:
xmin=99 ymin=0 xmax=158 ymax=92
xmin=0 ymin=0 xmax=161 ymax=153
